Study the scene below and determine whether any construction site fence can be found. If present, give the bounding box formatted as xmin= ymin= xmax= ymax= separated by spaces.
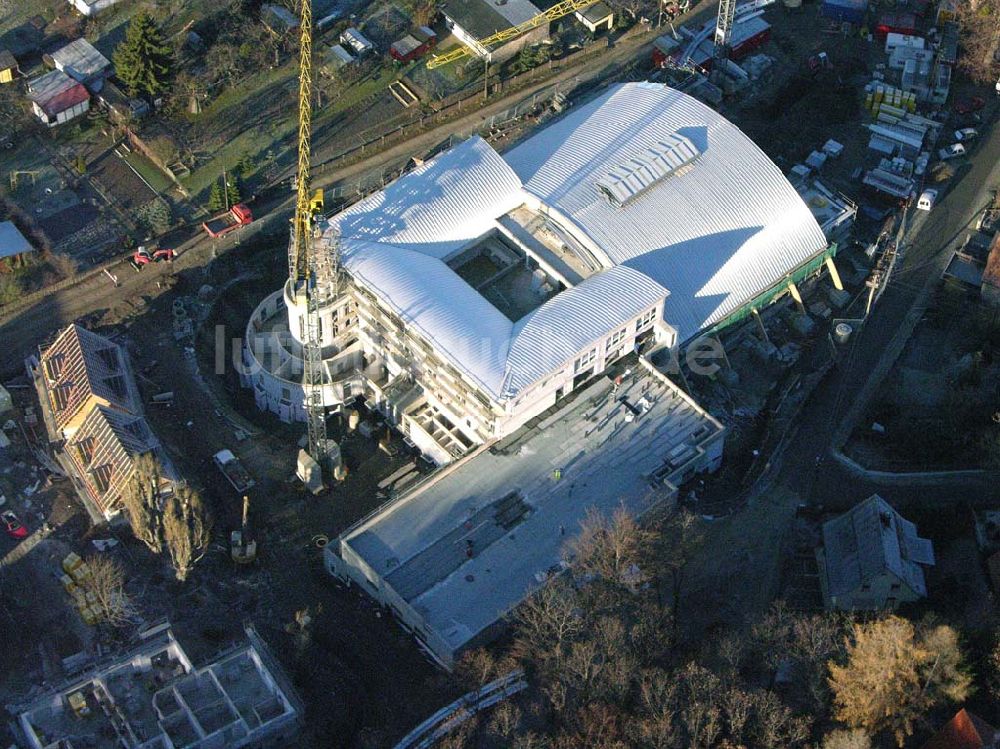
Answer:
xmin=393 ymin=669 xmax=528 ymax=749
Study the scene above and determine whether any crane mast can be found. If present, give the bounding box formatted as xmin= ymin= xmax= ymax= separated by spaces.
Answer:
xmin=713 ymin=0 xmax=737 ymax=68
xmin=290 ymin=0 xmax=335 ymax=467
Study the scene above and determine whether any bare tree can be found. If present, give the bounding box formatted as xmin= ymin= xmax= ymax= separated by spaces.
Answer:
xmin=48 ymin=252 xmax=79 ymax=280
xmin=745 ymin=689 xmax=810 ymax=748
xmin=488 ymin=700 xmax=523 ymax=740
xmin=162 ymin=485 xmax=212 ymax=581
xmin=122 ymin=453 xmax=164 ymax=553
xmin=285 ymin=604 xmax=322 ymax=658
xmin=510 ymin=581 xmax=583 ymax=669
xmin=456 ymin=648 xmax=500 ymax=692
xmin=956 ymin=0 xmax=1000 ymax=84
xmin=822 ymin=729 xmax=872 ymax=749
xmin=629 ymin=669 xmax=680 ymax=748
xmin=85 ymin=555 xmax=138 ymax=627
xmin=567 ymin=506 xmax=653 ymax=593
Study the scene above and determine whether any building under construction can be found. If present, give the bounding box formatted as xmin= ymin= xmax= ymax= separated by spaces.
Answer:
xmin=14 ymin=624 xmax=301 ymax=749
xmin=241 ymin=81 xmax=839 ymax=465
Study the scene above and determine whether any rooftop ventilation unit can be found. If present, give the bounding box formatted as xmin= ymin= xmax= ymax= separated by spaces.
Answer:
xmin=596 ymin=133 xmax=701 ymax=208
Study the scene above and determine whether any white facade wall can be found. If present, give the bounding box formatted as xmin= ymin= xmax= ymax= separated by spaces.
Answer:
xmin=70 ymin=0 xmax=120 ymax=16
xmin=32 ymin=98 xmax=89 ymax=127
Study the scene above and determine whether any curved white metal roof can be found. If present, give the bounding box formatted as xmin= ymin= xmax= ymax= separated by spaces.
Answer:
xmin=503 ymin=266 xmax=667 ymax=397
xmin=331 ymin=136 xmax=522 ymax=259
xmin=504 ymin=82 xmax=829 ymax=338
xmin=343 ymin=239 xmax=514 ymax=396
xmin=326 ymin=83 xmax=828 ymax=402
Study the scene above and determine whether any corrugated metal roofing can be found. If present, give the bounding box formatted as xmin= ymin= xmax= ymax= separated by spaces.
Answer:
xmin=503 ymin=266 xmax=667 ymax=396
xmin=324 ymin=83 xmax=828 ymax=400
xmin=330 ymin=136 xmax=522 ymax=259
xmin=51 ymin=38 xmax=110 ymax=81
xmin=343 ymin=240 xmax=667 ymax=399
xmin=504 ymin=82 xmax=828 ymax=340
xmin=344 ymin=240 xmax=514 ymax=396
xmin=0 ymin=220 xmax=34 ymax=260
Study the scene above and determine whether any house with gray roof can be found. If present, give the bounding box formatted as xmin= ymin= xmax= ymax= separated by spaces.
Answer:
xmin=441 ymin=0 xmax=547 ymax=63
xmin=818 ymin=494 xmax=935 ymax=611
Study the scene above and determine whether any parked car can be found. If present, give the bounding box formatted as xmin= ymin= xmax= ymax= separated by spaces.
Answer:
xmin=938 ymin=143 xmax=966 ymax=160
xmin=954 ymin=127 xmax=979 ymax=141
xmin=2 ymin=510 xmax=28 ymax=540
xmin=917 ymin=189 xmax=938 ymax=211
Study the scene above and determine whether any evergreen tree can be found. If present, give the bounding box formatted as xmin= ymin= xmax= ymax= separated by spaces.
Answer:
xmin=206 ymin=180 xmax=224 ymax=213
xmin=113 ymin=13 xmax=173 ymax=100
xmin=225 ymin=177 xmax=241 ymax=207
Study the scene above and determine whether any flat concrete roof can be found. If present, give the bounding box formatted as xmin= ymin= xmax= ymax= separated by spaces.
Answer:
xmin=340 ymin=362 xmax=723 ymax=654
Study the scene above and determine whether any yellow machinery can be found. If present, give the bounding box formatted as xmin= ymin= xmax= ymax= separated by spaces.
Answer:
xmin=427 ymin=0 xmax=598 ymax=69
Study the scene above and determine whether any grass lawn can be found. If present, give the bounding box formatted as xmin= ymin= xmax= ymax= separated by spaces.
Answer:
xmin=121 ymin=149 xmax=173 ymax=194
xmin=181 ymin=118 xmax=296 ymax=198
xmin=316 ymin=65 xmax=399 ymax=121
xmin=0 ymin=0 xmax=60 ymax=30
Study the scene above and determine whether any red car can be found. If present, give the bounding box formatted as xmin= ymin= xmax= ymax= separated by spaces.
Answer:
xmin=953 ymin=96 xmax=986 ymax=115
xmin=2 ymin=510 xmax=28 ymax=540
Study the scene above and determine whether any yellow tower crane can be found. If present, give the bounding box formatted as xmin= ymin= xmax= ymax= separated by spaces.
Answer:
xmin=290 ymin=0 xmax=336 ymax=470
xmin=427 ymin=0 xmax=599 ymax=69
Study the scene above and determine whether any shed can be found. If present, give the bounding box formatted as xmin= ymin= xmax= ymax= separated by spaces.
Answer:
xmin=261 ymin=4 xmax=300 ymax=33
xmin=325 ymin=44 xmax=356 ymax=70
xmin=818 ymin=494 xmax=934 ymax=611
xmin=0 ymin=221 xmax=36 ymax=267
xmin=390 ymin=27 xmax=438 ymax=63
xmin=0 ymin=384 xmax=11 ymax=415
xmin=341 ymin=28 xmax=374 ymax=55
xmin=575 ymin=2 xmax=614 ymax=33
xmin=936 ymin=0 xmax=958 ymax=23
xmin=0 ymin=23 xmax=42 ymax=58
xmin=50 ymin=38 xmax=111 ymax=89
xmin=97 ymin=80 xmax=150 ymax=123
xmin=27 ymin=70 xmax=90 ymax=127
xmin=938 ymin=22 xmax=959 ymax=65
xmin=0 ymin=50 xmax=17 ymax=84
xmin=876 ymin=11 xmax=918 ymax=38
xmin=68 ymin=0 xmax=122 ymax=15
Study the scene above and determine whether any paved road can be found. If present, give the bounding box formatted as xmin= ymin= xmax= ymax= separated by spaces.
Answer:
xmin=770 ymin=105 xmax=1000 ymax=509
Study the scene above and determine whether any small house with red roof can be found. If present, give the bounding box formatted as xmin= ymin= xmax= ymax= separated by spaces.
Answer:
xmin=27 ymin=69 xmax=89 ymax=127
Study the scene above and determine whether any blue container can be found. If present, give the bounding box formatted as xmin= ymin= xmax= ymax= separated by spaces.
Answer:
xmin=822 ymin=0 xmax=868 ymax=24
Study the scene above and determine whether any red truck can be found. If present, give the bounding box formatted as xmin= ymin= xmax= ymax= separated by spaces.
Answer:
xmin=202 ymin=203 xmax=252 ymax=238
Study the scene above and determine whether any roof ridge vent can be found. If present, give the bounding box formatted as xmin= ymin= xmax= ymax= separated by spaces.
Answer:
xmin=596 ymin=133 xmax=700 ymax=208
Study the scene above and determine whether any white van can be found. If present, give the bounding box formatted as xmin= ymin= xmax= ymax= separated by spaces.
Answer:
xmin=917 ymin=188 xmax=938 ymax=211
